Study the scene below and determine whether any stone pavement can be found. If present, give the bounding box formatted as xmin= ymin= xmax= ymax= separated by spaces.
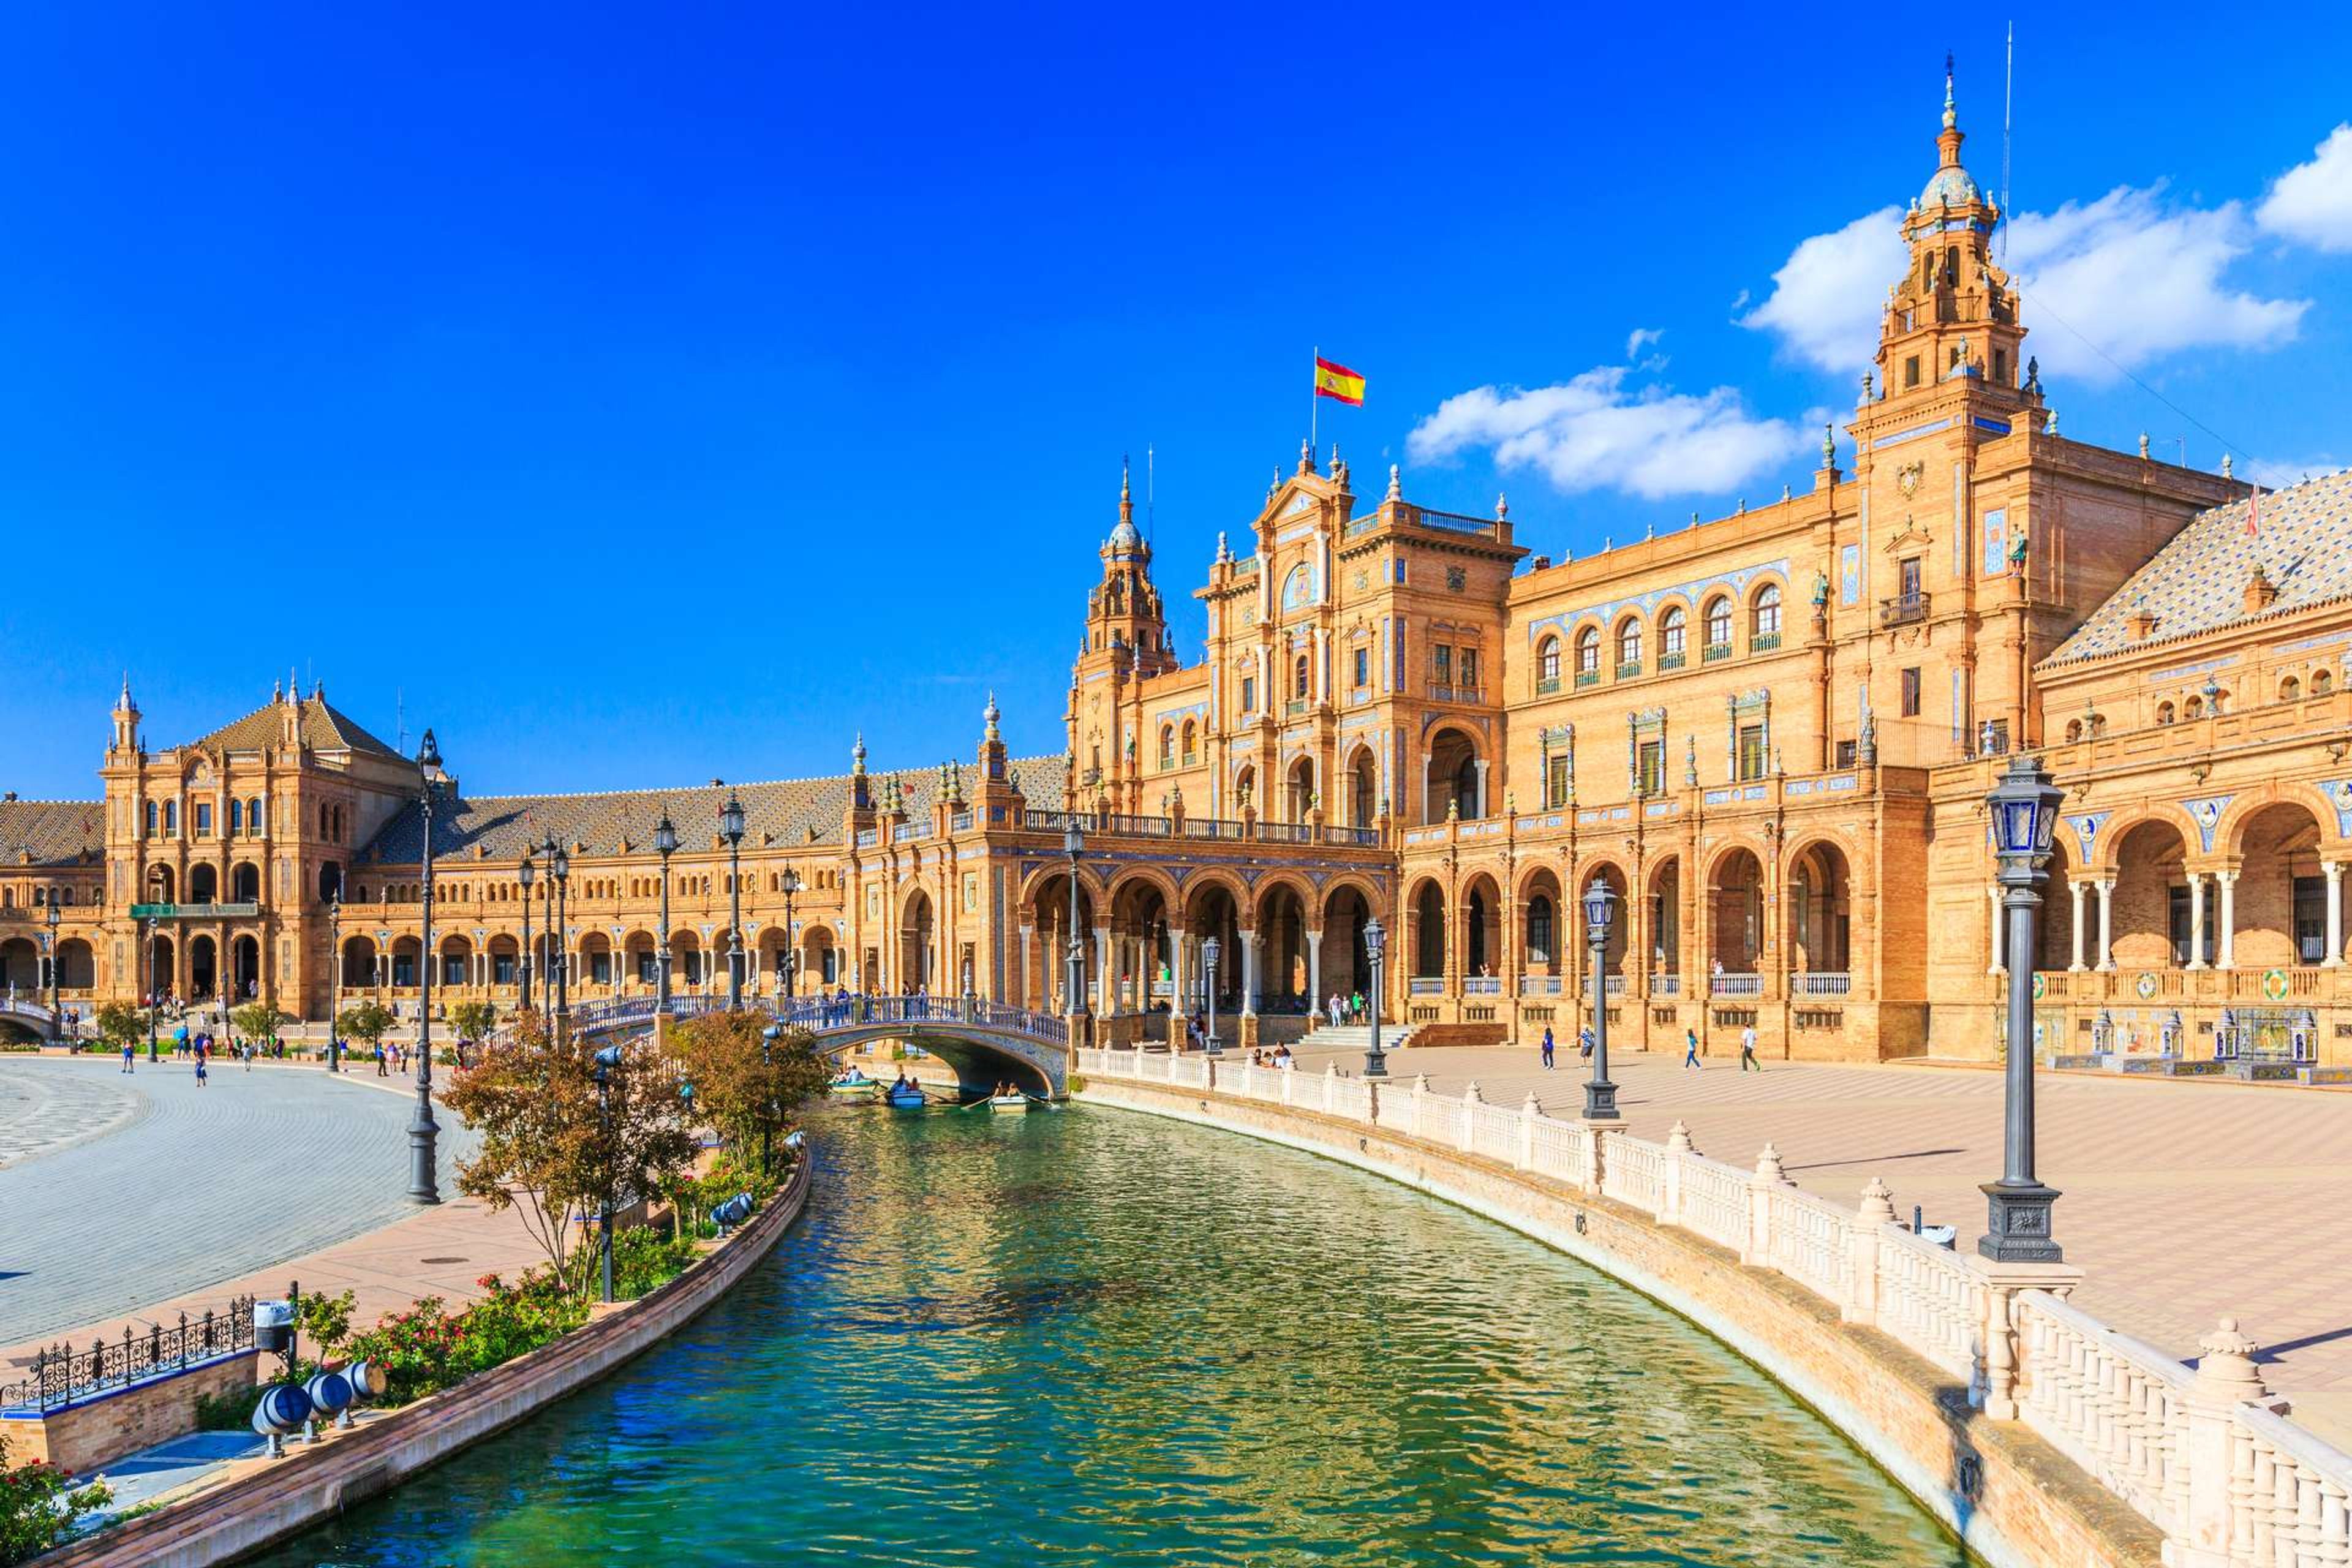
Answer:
xmin=1289 ymin=1037 xmax=2352 ymax=1439
xmin=0 ymin=1057 xmax=488 ymax=1352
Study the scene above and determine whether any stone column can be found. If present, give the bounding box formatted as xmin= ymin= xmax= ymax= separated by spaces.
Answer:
xmin=1238 ymin=927 xmax=1258 ymax=1018
xmin=1846 ymin=1176 xmax=1895 ymax=1326
xmin=1472 ymin=759 xmax=1490 ymax=818
xmin=2068 ymin=880 xmax=2087 ymax=971
xmin=2185 ymin=872 xmax=2207 ymax=969
xmin=2173 ymin=1317 xmax=2271 ymax=1568
xmin=2326 ymin=861 xmax=2345 ymax=968
xmin=1018 ymin=924 xmax=1032 ymax=1007
xmin=1986 ymin=885 xmax=2004 ymax=975
xmin=2214 ymin=869 xmax=2237 ymax=970
xmin=1093 ymin=925 xmax=1114 ymax=1016
xmin=2095 ymin=879 xmax=2117 ymax=971
xmin=1305 ymin=927 xmax=1322 ymax=1010
xmin=1169 ymin=926 xmax=1188 ymax=1017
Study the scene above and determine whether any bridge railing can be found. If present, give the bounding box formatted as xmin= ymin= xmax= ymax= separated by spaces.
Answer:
xmin=1071 ymin=1047 xmax=2352 ymax=1568
xmin=769 ymin=993 xmax=1068 ymax=1046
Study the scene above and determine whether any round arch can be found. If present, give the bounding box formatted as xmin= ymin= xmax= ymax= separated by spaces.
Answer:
xmin=1406 ymin=877 xmax=1448 ymax=981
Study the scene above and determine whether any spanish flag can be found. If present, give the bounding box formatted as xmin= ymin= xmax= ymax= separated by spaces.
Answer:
xmin=1314 ymin=355 xmax=1366 ymax=406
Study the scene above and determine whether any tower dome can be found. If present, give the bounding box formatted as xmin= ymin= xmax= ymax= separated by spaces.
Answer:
xmin=1106 ymin=458 xmax=1143 ymax=553
xmin=1921 ymin=61 xmax=1988 ymax=213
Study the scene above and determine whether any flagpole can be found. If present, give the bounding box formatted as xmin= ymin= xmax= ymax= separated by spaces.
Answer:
xmin=1310 ymin=344 xmax=1318 ymax=462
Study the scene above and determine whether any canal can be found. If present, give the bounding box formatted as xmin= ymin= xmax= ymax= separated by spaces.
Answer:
xmin=254 ymin=1101 xmax=1969 ymax=1566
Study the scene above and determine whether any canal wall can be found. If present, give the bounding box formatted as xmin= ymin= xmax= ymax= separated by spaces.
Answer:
xmin=38 ymin=1152 xmax=812 ymax=1568
xmin=1078 ymin=1063 xmax=2166 ymax=1568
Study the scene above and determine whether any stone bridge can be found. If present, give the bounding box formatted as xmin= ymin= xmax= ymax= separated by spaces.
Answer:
xmin=0 ymin=998 xmax=57 ymax=1043
xmin=564 ymin=993 xmax=1074 ymax=1096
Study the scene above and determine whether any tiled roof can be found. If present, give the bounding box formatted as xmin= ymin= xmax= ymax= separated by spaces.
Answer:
xmin=191 ymin=697 xmax=402 ymax=759
xmin=0 ymin=799 xmax=105 ymax=867
xmin=2045 ymin=469 xmax=2352 ymax=665
xmin=358 ymin=754 xmax=1070 ymax=865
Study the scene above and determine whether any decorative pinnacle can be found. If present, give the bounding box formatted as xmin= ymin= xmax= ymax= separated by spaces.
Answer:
xmin=984 ymin=691 xmax=1001 ymax=741
xmin=851 ymin=733 xmax=867 ymax=775
xmin=1495 ymin=491 xmax=1509 ymax=521
xmin=1298 ymin=437 xmax=1314 ymax=475
xmin=1943 ymin=52 xmax=1957 ymax=130
xmin=1822 ymin=422 xmax=1836 ymax=468
xmin=1387 ymin=463 xmax=1401 ymax=502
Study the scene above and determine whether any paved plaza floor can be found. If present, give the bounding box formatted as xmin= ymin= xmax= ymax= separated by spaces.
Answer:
xmin=1286 ymin=1038 xmax=2352 ymax=1438
xmin=0 ymin=1056 xmax=481 ymax=1351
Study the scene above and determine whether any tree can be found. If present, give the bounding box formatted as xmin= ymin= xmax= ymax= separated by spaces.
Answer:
xmin=443 ymin=1013 xmax=699 ymax=1294
xmin=450 ymin=1001 xmax=498 ymax=1042
xmin=337 ymin=999 xmax=394 ymax=1051
xmin=663 ymin=1009 xmax=832 ymax=1173
xmin=232 ymin=1001 xmax=291 ymax=1046
xmin=93 ymin=1000 xmax=145 ymax=1053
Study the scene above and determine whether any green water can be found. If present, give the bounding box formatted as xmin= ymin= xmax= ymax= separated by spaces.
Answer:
xmin=252 ymin=1104 xmax=1969 ymax=1566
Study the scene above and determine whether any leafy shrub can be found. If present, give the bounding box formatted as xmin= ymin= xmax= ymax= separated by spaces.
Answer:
xmin=1 ymin=1434 xmax=111 ymax=1564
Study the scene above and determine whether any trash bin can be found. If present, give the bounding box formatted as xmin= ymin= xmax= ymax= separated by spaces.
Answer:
xmin=254 ymin=1299 xmax=295 ymax=1355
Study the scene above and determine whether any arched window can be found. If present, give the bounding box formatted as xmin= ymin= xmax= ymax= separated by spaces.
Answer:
xmin=2087 ymin=712 xmax=2106 ymax=737
xmin=2281 ymin=676 xmax=2302 ymax=703
xmin=143 ymin=801 xmax=157 ymax=837
xmin=164 ymin=801 xmax=178 ymax=835
xmin=1703 ymin=597 xmax=1732 ymax=652
xmin=228 ymin=799 xmax=243 ymax=835
xmin=1157 ymin=726 xmax=1174 ymax=769
xmin=1293 ymin=653 xmax=1310 ymax=699
xmin=1574 ymin=627 xmax=1600 ymax=678
xmin=248 ymin=797 xmax=263 ymax=835
xmin=1526 ymin=894 xmax=1555 ymax=965
xmin=1616 ymin=618 xmax=1643 ymax=672
xmin=1752 ymin=584 xmax=1782 ymax=643
xmin=2155 ymin=701 xmax=2176 ymax=725
xmin=1180 ymin=720 xmax=1197 ymax=764
xmin=1660 ymin=606 xmax=1686 ymax=665
xmin=2064 ymin=720 xmax=2082 ymax=743
xmin=2317 ymin=669 xmax=2336 ymax=696
xmin=2183 ymin=696 xmax=2203 ymax=720
xmin=1537 ymin=636 xmax=1561 ymax=687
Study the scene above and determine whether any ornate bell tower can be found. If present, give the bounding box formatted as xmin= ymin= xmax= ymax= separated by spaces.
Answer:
xmin=1871 ymin=63 xmax=2037 ymax=418
xmin=1065 ymin=462 xmax=1179 ymax=809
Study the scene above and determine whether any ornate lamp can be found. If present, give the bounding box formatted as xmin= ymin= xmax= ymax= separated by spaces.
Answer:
xmin=1981 ymin=753 xmax=2067 ymax=1262
xmin=1362 ymin=917 xmax=1387 ymax=1078
xmin=1581 ymin=880 xmax=1621 ymax=1121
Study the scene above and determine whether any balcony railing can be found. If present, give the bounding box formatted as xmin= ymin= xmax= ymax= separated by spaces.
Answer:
xmin=1650 ymin=972 xmax=1681 ymax=997
xmin=1879 ymin=593 xmax=1930 ymax=627
xmin=1658 ymin=650 xmax=1686 ymax=671
xmin=1535 ymin=675 xmax=1561 ymax=696
xmin=1579 ymin=974 xmax=1629 ymax=998
xmin=1751 ymin=630 xmax=1783 ymax=653
xmin=1408 ymin=976 xmax=1445 ymax=996
xmin=1464 ymin=976 xmax=1504 ymax=995
xmin=1323 ymin=824 xmax=1380 ymax=847
xmin=1574 ymin=669 xmax=1601 ymax=688
xmin=1257 ymin=821 xmax=1314 ymax=844
xmin=1616 ymin=660 xmax=1643 ymax=680
xmin=1285 ymin=698 xmax=1309 ymax=717
xmin=129 ymin=902 xmax=260 ymax=920
xmin=1792 ymin=971 xmax=1852 ymax=996
xmin=1519 ymin=974 xmax=1562 ymax=996
xmin=1702 ymin=643 xmax=1731 ymax=663
xmin=1427 ymin=684 xmax=1485 ymax=705
xmin=1711 ymin=971 xmax=1763 ymax=997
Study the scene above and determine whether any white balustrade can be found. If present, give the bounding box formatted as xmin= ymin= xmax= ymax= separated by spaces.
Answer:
xmin=1676 ymin=1156 xmax=1751 ymax=1251
xmin=1766 ymin=1185 xmax=1855 ymax=1301
xmin=2013 ymin=1289 xmax=2193 ymax=1534
xmin=1792 ymin=971 xmax=1852 ymax=997
xmin=1874 ymin=1226 xmax=1981 ymax=1384
xmin=1601 ymin=1134 xmax=1664 ymax=1211
xmin=1711 ymin=971 xmax=1763 ymax=997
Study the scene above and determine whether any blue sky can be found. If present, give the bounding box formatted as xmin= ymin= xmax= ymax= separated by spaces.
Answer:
xmin=5 ymin=4 xmax=2350 ymax=803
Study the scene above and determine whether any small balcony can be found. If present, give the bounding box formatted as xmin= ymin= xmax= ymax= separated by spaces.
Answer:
xmin=1711 ymin=971 xmax=1763 ymax=997
xmin=1408 ymin=976 xmax=1445 ymax=997
xmin=1426 ymin=684 xmax=1484 ymax=705
xmin=1658 ymin=650 xmax=1686 ymax=672
xmin=129 ymin=902 xmax=262 ymax=921
xmin=1615 ymin=660 xmax=1643 ymax=680
xmin=1535 ymin=675 xmax=1562 ymax=696
xmin=1792 ymin=972 xmax=1852 ymax=997
xmin=1879 ymin=593 xmax=1929 ymax=628
xmin=1574 ymin=669 xmax=1601 ymax=688
xmin=1650 ymin=973 xmax=1681 ymax=997
xmin=1702 ymin=643 xmax=1731 ymax=664
xmin=1751 ymin=630 xmax=1782 ymax=653
xmin=1519 ymin=974 xmax=1562 ymax=996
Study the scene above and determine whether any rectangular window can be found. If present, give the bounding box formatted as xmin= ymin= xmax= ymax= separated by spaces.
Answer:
xmin=1637 ymin=739 xmax=1665 ymax=796
xmin=392 ymin=953 xmax=418 ymax=987
xmin=636 ymin=951 xmax=657 ymax=984
xmin=1545 ymin=753 xmax=1570 ymax=808
xmin=1904 ymin=355 xmax=1920 ymax=388
xmin=1983 ymin=719 xmax=2010 ymax=755
xmin=591 ymin=951 xmax=612 ymax=984
xmin=1352 ymin=648 xmax=1368 ymax=688
xmin=1835 ymin=739 xmax=1857 ymax=769
xmin=1898 ymin=557 xmax=1922 ymax=601
xmin=195 ymin=802 xmax=213 ymax=837
xmin=1241 ymin=676 xmax=1256 ymax=714
xmin=1900 ymin=668 xmax=1922 ymax=717
xmin=1433 ymin=646 xmax=1452 ymax=684
xmin=2169 ymin=886 xmax=2217 ymax=966
xmin=2295 ymin=876 xmax=2327 ymax=963
xmin=442 ymin=954 xmax=466 ymax=986
xmin=1460 ymin=649 xmax=1479 ymax=692
xmin=494 ymin=952 xmax=517 ymax=984
xmin=1736 ymin=725 xmax=1766 ymax=782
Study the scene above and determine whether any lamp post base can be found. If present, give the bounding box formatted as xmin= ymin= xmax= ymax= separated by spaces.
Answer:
xmin=1977 ymin=1179 xmax=2062 ymax=1263
xmin=1581 ymin=1077 xmax=1621 ymax=1121
xmin=407 ymin=1109 xmax=442 ymax=1205
xmin=1363 ymin=1049 xmax=1387 ymax=1079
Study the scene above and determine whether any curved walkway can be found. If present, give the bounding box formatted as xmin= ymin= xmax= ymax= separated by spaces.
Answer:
xmin=0 ymin=1058 xmax=478 ymax=1349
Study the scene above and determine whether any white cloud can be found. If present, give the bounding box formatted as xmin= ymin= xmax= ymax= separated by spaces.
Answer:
xmin=1625 ymin=326 xmax=1665 ymax=358
xmin=1738 ymin=207 xmax=1906 ymax=372
xmin=1406 ymin=366 xmax=1807 ymax=500
xmin=1740 ymin=187 xmax=2307 ymax=385
xmin=2244 ymin=453 xmax=2348 ymax=490
xmin=2258 ymin=124 xmax=2352 ymax=252
xmin=2004 ymin=186 xmax=2307 ymax=380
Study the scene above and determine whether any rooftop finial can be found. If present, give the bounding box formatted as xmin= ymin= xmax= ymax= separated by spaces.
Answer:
xmin=1121 ymin=454 xmax=1131 ymax=504
xmin=1387 ymin=463 xmax=1401 ymax=502
xmin=984 ymin=691 xmax=1001 ymax=741
xmin=116 ymin=672 xmax=135 ymax=713
xmin=1494 ymin=491 xmax=1509 ymax=521
xmin=1328 ymin=442 xmax=1342 ymax=479
xmin=2222 ymin=453 xmax=2234 ymax=479
xmin=1943 ymin=51 xmax=1956 ymax=130
xmin=1822 ymin=422 xmax=1836 ymax=469
xmin=852 ymin=732 xmax=867 ymax=775
xmin=1298 ymin=437 xmax=1314 ymax=476
xmin=288 ymin=666 xmax=300 ymax=704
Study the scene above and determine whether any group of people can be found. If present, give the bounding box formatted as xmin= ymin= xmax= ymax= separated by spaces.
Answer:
xmin=1320 ymin=992 xmax=1370 ymax=1027
xmin=1537 ymin=1022 xmax=1760 ymax=1071
xmin=1245 ymin=1044 xmax=1295 ymax=1069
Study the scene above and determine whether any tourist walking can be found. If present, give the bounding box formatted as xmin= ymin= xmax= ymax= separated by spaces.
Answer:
xmin=1578 ymin=1023 xmax=1594 ymax=1061
xmin=1539 ymin=1025 xmax=1555 ymax=1069
xmin=121 ymin=1039 xmax=134 ymax=1074
xmin=375 ymin=1042 xmax=388 ymax=1077
xmin=1684 ymin=1027 xmax=1702 ymax=1071
xmin=194 ymin=1044 xmax=208 ymax=1088
xmin=1740 ymin=1023 xmax=1760 ymax=1072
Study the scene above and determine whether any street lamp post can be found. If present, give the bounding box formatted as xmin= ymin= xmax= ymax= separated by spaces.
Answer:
xmin=1362 ymin=918 xmax=1387 ymax=1077
xmin=538 ymin=832 xmax=557 ymax=1030
xmin=592 ymin=1043 xmax=623 ymax=1303
xmin=43 ymin=897 xmax=61 ymax=1042
xmin=1581 ymin=882 xmax=1622 ymax=1121
xmin=780 ymin=866 xmax=801 ymax=1000
xmin=517 ymin=851 xmax=535 ymax=1017
xmin=551 ymin=841 xmax=570 ymax=1034
xmin=653 ymin=810 xmax=677 ymax=1015
xmin=1202 ymin=936 xmax=1220 ymax=1054
xmin=409 ymin=730 xmax=443 ymax=1205
xmin=328 ymin=895 xmax=342 ymax=1072
xmin=758 ymin=1023 xmax=779 ymax=1176
xmin=143 ymin=914 xmax=158 ymax=1063
xmin=1063 ymin=823 xmax=1087 ymax=1022
xmin=1980 ymin=754 xmax=2067 ymax=1263
xmin=720 ymin=790 xmax=746 ymax=1010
